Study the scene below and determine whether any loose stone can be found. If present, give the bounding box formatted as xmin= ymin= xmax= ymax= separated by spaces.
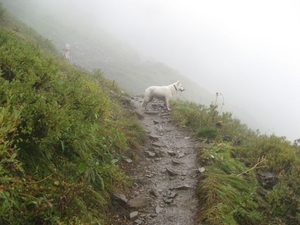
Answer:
xmin=145 ymin=151 xmax=156 ymax=158
xmin=155 ymin=205 xmax=163 ymax=214
xmin=130 ymin=211 xmax=139 ymax=220
xmin=166 ymin=167 xmax=180 ymax=176
xmin=128 ymin=196 xmax=152 ymax=208
xmin=167 ymin=150 xmax=176 ymax=156
xmin=134 ymin=219 xmax=143 ymax=224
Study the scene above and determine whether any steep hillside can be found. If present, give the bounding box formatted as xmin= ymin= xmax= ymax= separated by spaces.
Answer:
xmin=0 ymin=5 xmax=146 ymax=224
xmin=1 ymin=0 xmax=215 ymax=106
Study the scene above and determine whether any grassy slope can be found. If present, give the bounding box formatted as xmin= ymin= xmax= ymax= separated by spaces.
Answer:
xmin=0 ymin=5 xmax=146 ymax=224
xmin=170 ymin=100 xmax=300 ymax=225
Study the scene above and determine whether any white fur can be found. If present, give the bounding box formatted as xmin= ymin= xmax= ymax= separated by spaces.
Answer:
xmin=142 ymin=80 xmax=185 ymax=111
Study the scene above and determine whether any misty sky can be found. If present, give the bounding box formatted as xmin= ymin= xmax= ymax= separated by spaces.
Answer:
xmin=87 ymin=0 xmax=300 ymax=141
xmin=5 ymin=0 xmax=300 ymax=141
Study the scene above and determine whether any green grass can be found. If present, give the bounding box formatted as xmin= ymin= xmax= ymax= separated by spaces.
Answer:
xmin=170 ymin=100 xmax=300 ymax=225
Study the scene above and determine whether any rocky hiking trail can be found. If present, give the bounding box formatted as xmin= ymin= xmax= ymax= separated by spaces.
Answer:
xmin=112 ymin=96 xmax=200 ymax=225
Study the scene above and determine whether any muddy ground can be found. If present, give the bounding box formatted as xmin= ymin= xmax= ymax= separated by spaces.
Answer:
xmin=111 ymin=96 xmax=201 ymax=225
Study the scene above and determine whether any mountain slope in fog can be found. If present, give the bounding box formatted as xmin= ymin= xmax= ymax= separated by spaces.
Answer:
xmin=2 ymin=0 xmax=265 ymax=131
xmin=2 ymin=0 xmax=215 ymax=106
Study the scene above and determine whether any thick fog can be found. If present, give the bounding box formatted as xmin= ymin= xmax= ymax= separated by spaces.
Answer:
xmin=5 ymin=0 xmax=300 ymax=141
xmin=89 ymin=0 xmax=300 ymax=141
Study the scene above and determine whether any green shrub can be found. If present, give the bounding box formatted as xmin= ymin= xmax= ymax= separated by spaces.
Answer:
xmin=171 ymin=100 xmax=209 ymax=130
xmin=197 ymin=127 xmax=218 ymax=139
xmin=0 ymin=28 xmax=144 ymax=224
xmin=241 ymin=135 xmax=297 ymax=174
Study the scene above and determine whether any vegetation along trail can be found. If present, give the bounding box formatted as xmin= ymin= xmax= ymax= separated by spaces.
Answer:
xmin=115 ymin=96 xmax=200 ymax=225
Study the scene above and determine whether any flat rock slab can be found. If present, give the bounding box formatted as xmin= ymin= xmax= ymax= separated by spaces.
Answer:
xmin=128 ymin=196 xmax=152 ymax=208
xmin=152 ymin=141 xmax=166 ymax=148
xmin=155 ymin=205 xmax=164 ymax=214
xmin=130 ymin=211 xmax=139 ymax=220
xmin=172 ymin=159 xmax=184 ymax=165
xmin=112 ymin=191 xmax=128 ymax=204
xmin=145 ymin=150 xmax=156 ymax=158
xmin=148 ymin=134 xmax=160 ymax=140
xmin=166 ymin=167 xmax=180 ymax=176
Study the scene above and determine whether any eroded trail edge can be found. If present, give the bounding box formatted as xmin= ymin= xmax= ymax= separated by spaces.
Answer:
xmin=124 ymin=97 xmax=200 ymax=225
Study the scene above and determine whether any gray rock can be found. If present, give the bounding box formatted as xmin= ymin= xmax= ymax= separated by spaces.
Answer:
xmin=177 ymin=152 xmax=185 ymax=158
xmin=171 ymin=184 xmax=193 ymax=190
xmin=148 ymin=133 xmax=160 ymax=140
xmin=166 ymin=167 xmax=180 ymax=176
xmin=152 ymin=141 xmax=166 ymax=147
xmin=148 ymin=189 xmax=159 ymax=198
xmin=130 ymin=211 xmax=139 ymax=220
xmin=112 ymin=191 xmax=128 ymax=204
xmin=155 ymin=205 xmax=163 ymax=214
xmin=128 ymin=196 xmax=152 ymax=208
xmin=153 ymin=149 xmax=166 ymax=157
xmin=163 ymin=198 xmax=173 ymax=204
xmin=145 ymin=151 xmax=156 ymax=158
xmin=153 ymin=120 xmax=160 ymax=124
xmin=123 ymin=157 xmax=133 ymax=163
xmin=198 ymin=167 xmax=206 ymax=173
xmin=169 ymin=191 xmax=177 ymax=198
xmin=134 ymin=219 xmax=143 ymax=224
xmin=167 ymin=150 xmax=176 ymax=156
xmin=172 ymin=159 xmax=183 ymax=165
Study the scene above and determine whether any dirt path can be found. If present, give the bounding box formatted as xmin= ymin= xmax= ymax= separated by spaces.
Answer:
xmin=119 ymin=96 xmax=200 ymax=225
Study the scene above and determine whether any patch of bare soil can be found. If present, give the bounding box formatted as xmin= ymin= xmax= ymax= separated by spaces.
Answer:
xmin=111 ymin=96 xmax=200 ymax=225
